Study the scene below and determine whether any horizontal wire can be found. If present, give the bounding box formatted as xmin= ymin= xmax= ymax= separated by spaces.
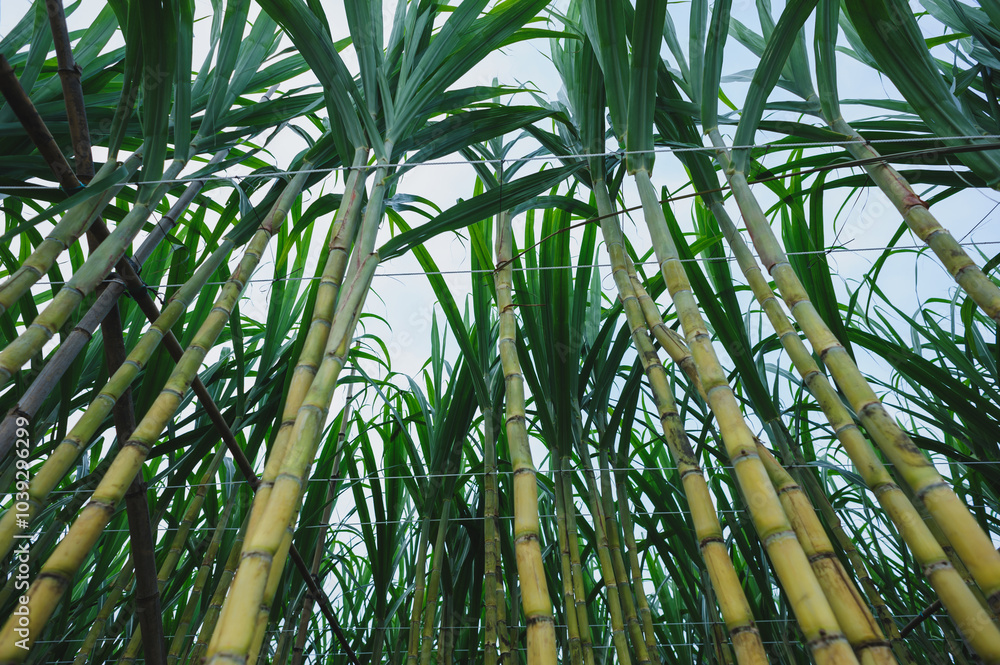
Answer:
xmin=18 ymin=240 xmax=1000 ymax=289
xmin=12 ymin=455 xmax=1000 ymax=498
xmin=43 ymin=501 xmax=995 ymax=533
xmin=8 ymin=455 xmax=999 ymax=498
xmin=26 ymin=613 xmax=938 ymax=645
xmin=4 ymin=133 xmax=1000 ymax=191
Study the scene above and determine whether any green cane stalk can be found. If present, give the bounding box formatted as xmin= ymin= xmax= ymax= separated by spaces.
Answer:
xmin=205 ymin=154 xmax=390 ymax=664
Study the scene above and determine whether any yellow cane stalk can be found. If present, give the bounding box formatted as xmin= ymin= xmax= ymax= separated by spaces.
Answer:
xmin=188 ymin=517 xmax=249 ymax=665
xmin=757 ymin=444 xmax=895 ymax=665
xmin=575 ymin=448 xmax=632 ymax=665
xmin=631 ymin=166 xmax=858 ymax=665
xmin=0 ymin=230 xmax=234 ymax=558
xmin=563 ymin=471 xmax=596 ymax=665
xmin=483 ymin=407 xmax=501 ymax=665
xmin=0 ymin=168 xmax=309 ymax=661
xmin=646 ymin=177 xmax=1000 ymax=661
xmin=290 ymin=374 xmax=354 ymax=665
xmin=554 ymin=459 xmax=584 ymax=665
xmin=167 ymin=511 xmax=247 ymax=665
xmin=419 ymin=503 xmax=452 ymax=665
xmin=493 ymin=207 xmax=558 ymax=665
xmin=407 ymin=519 xmax=432 ymax=665
xmin=593 ymin=179 xmax=769 ymax=665
xmin=243 ymin=147 xmax=369 ymax=544
xmin=600 ymin=450 xmax=650 ymax=665
xmin=74 ymin=558 xmax=133 ymax=665
xmin=206 ymin=155 xmax=390 ymax=664
xmin=827 ymin=118 xmax=1000 ymax=324
xmin=236 ymin=153 xmax=369 ymax=665
xmin=119 ymin=447 xmax=236 ymax=664
xmin=615 ymin=463 xmax=661 ymax=665
xmin=707 ymin=127 xmax=1000 ymax=620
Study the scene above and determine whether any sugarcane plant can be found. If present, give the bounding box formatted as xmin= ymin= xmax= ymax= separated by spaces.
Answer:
xmin=3 ymin=0 xmax=1000 ymax=664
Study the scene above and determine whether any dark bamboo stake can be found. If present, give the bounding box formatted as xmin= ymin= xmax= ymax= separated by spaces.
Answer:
xmin=44 ymin=0 xmax=93 ymax=181
xmin=101 ymin=304 xmax=167 ymax=665
xmin=38 ymin=9 xmax=167 ymax=659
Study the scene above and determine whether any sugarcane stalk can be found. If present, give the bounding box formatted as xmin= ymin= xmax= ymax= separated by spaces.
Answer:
xmin=757 ymin=443 xmax=895 ymax=665
xmin=167 ymin=498 xmax=247 ymax=665
xmin=643 ymin=166 xmax=999 ymax=662
xmin=188 ymin=518 xmax=249 ymax=665
xmin=0 ymin=150 xmax=140 ymax=314
xmin=492 ymin=206 xmax=558 ymax=665
xmin=592 ymin=179 xmax=768 ymax=665
xmin=496 ymin=505 xmax=513 ymax=665
xmin=631 ymin=165 xmax=858 ymax=664
xmin=600 ymin=447 xmax=651 ymax=665
xmin=553 ymin=457 xmax=584 ymax=665
xmin=810 ymin=0 xmax=1000 ymax=324
xmin=614 ymin=458 xmax=661 ymax=665
xmin=407 ymin=518 xmax=433 ymax=665
xmin=205 ymin=153 xmax=389 ymax=664
xmin=420 ymin=501 xmax=452 ymax=665
xmin=0 ymin=167 xmax=310 ymax=661
xmin=231 ymin=151 xmax=369 ymax=664
xmin=0 ymin=227 xmax=234 ymax=557
xmin=289 ymin=374 xmax=354 ymax=665
xmin=0 ymin=158 xmax=218 ymax=460
xmin=573 ymin=440 xmax=632 ymax=665
xmin=562 ymin=469 xmax=595 ymax=665
xmin=705 ymin=128 xmax=1000 ymax=657
xmin=119 ymin=446 xmax=233 ymax=663
xmin=0 ymin=151 xmax=188 ymax=383
xmin=100 ymin=295 xmax=165 ymax=665
xmin=484 ymin=406 xmax=500 ymax=665
xmin=74 ymin=559 xmax=134 ymax=665
xmin=241 ymin=147 xmax=368 ymax=546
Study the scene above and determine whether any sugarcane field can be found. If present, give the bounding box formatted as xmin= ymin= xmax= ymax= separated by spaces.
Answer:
xmin=2 ymin=0 xmax=1000 ymax=663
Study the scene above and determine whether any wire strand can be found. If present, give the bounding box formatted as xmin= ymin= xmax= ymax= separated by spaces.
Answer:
xmin=3 ymin=134 xmax=1000 ymax=191
xmin=19 ymin=239 xmax=1000 ymax=289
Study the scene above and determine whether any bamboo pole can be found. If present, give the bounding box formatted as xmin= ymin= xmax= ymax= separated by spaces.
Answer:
xmin=593 ymin=179 xmax=769 ymax=665
xmin=630 ymin=165 xmax=858 ymax=664
xmin=492 ymin=207 xmax=558 ymax=665
xmin=0 ymin=168 xmax=310 ymax=660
